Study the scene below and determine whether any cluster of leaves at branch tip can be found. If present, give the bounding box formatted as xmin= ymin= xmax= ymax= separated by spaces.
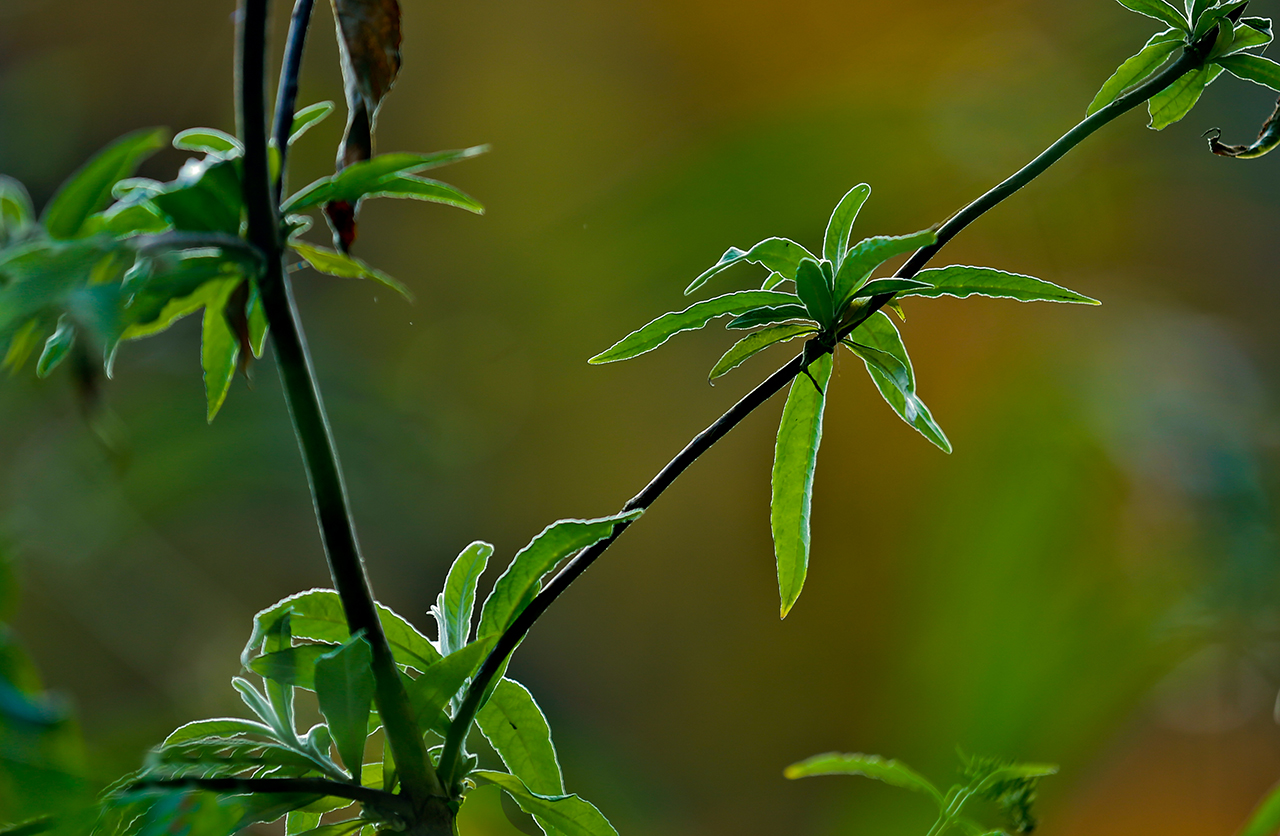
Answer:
xmin=591 ymin=183 xmax=1098 ymax=617
xmin=0 ymin=102 xmax=484 ymax=423
xmin=785 ymin=750 xmax=1057 ymax=836
xmin=100 ymin=511 xmax=639 ymax=836
xmin=1099 ymin=0 xmax=1280 ymax=145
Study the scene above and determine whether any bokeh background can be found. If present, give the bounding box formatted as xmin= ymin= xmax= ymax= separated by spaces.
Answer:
xmin=3 ymin=0 xmax=1280 ymax=833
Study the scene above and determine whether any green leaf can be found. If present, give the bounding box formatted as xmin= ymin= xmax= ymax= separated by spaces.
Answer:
xmin=282 ymin=148 xmax=489 ymax=212
xmin=146 ymin=737 xmax=318 ymax=780
xmin=1240 ymin=782 xmax=1280 ymax=836
xmin=1114 ymin=0 xmax=1190 ymax=31
xmin=709 ymin=323 xmax=815 ymax=381
xmin=771 ymin=352 xmax=832 ymax=619
xmin=42 ymin=128 xmax=168 ymax=239
xmin=474 ymin=771 xmax=618 ymax=836
xmin=162 ymin=717 xmax=276 ymax=747
xmin=243 ymin=589 xmax=441 ymax=672
xmin=589 ymin=290 xmax=799 ymax=364
xmin=852 ymin=277 xmax=933 ymax=298
xmin=290 ymin=241 xmax=412 ymax=301
xmin=201 ymin=278 xmax=241 ymax=423
xmin=832 ymin=229 xmax=938 ymax=308
xmin=1148 ymin=64 xmax=1223 ymax=129
xmin=120 ymin=274 xmax=227 ymax=343
xmin=1087 ymin=29 xmax=1184 ymax=116
xmin=262 ymin=612 xmax=298 ymax=743
xmin=313 ymin=636 xmax=375 ymax=784
xmin=151 ymin=157 xmax=244 ymax=234
xmin=34 ymin=316 xmax=75 ymax=378
xmin=793 ymin=259 xmax=835 ymax=330
xmin=845 ymin=312 xmax=951 ymax=454
xmin=173 ymin=128 xmax=242 ymax=157
xmin=684 ymin=237 xmax=817 ymax=295
xmin=248 ymin=284 xmax=268 ymax=358
xmin=725 ymin=304 xmax=812 ymax=330
xmin=478 ymin=512 xmax=643 ymax=639
xmin=432 ymin=541 xmax=495 ymax=657
xmin=403 ymin=636 xmax=498 ymax=737
xmin=477 ymin=678 xmax=563 ymax=795
xmin=784 ymin=752 xmax=944 ymax=803
xmin=249 ymin=644 xmax=337 ymax=690
xmin=901 ymin=265 xmax=1099 ymax=304
xmin=1216 ymin=53 xmax=1280 ymax=91
xmin=0 ymin=175 xmax=34 ymax=244
xmin=1222 ymin=18 xmax=1274 ymax=56
xmin=823 ymin=183 xmax=872 ymax=268
xmin=289 ymin=102 xmax=336 ymax=145
xmin=1194 ymin=0 xmax=1249 ymax=40
xmin=285 ymin=811 xmax=324 ymax=836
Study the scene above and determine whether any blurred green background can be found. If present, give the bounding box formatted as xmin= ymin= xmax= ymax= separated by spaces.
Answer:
xmin=3 ymin=0 xmax=1280 ymax=832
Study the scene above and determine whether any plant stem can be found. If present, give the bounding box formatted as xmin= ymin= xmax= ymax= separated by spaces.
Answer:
xmin=272 ymin=0 xmax=316 ymax=201
xmin=439 ymin=38 xmax=1215 ymax=787
xmin=236 ymin=0 xmax=440 ymax=804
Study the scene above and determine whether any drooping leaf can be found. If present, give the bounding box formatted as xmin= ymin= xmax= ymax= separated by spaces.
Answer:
xmin=845 ymin=312 xmax=951 ymax=453
xmin=684 ymin=237 xmax=817 ymax=295
xmin=289 ymin=102 xmax=337 ymax=145
xmin=161 ymin=717 xmax=276 ymax=747
xmin=832 ymin=229 xmax=938 ymax=307
xmin=784 ymin=752 xmax=944 ymax=803
xmin=477 ymin=678 xmax=563 ymax=795
xmin=1114 ymin=0 xmax=1190 ymax=32
xmin=588 ymin=290 xmax=799 ymax=364
xmin=771 ymin=352 xmax=832 ymax=619
xmin=1207 ymin=97 xmax=1280 ymax=158
xmin=200 ymin=278 xmax=241 ymax=422
xmin=431 ymin=541 xmax=495 ymax=657
xmin=313 ymin=636 xmax=375 ymax=784
xmin=822 ymin=183 xmax=872 ymax=268
xmin=1239 ymin=781 xmax=1280 ymax=836
xmin=1227 ymin=18 xmax=1276 ymax=57
xmin=851 ymin=277 xmax=933 ymax=298
xmin=900 ymin=265 xmax=1100 ymax=304
xmin=291 ymin=240 xmax=412 ymax=301
xmin=477 ymin=512 xmax=643 ymax=639
xmin=42 ymin=129 xmax=168 ymax=240
xmin=725 ymin=304 xmax=812 ymax=330
xmin=1148 ymin=64 xmax=1223 ymax=129
xmin=284 ymin=149 xmax=488 ymax=212
xmin=1217 ymin=53 xmax=1280 ymax=91
xmin=173 ymin=129 xmax=243 ymax=157
xmin=793 ymin=259 xmax=835 ymax=330
xmin=1087 ymin=29 xmax=1184 ymax=116
xmin=403 ymin=635 xmax=498 ymax=736
xmin=474 ymin=771 xmax=618 ymax=836
xmin=34 ymin=316 xmax=75 ymax=378
xmin=243 ymin=589 xmax=441 ymax=672
xmin=708 ymin=323 xmax=815 ymax=381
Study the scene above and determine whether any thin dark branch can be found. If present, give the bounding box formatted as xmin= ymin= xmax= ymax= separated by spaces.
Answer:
xmin=272 ymin=0 xmax=317 ymax=201
xmin=235 ymin=0 xmax=439 ymax=803
xmin=127 ymin=776 xmax=410 ymax=815
xmin=437 ymin=38 xmax=1217 ymax=787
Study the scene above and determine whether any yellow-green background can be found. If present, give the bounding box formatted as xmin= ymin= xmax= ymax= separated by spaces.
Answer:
xmin=3 ymin=0 xmax=1280 ymax=833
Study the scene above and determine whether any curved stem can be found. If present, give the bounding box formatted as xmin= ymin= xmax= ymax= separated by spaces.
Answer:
xmin=272 ymin=0 xmax=317 ymax=201
xmin=438 ymin=37 xmax=1215 ymax=787
xmin=236 ymin=0 xmax=439 ymax=803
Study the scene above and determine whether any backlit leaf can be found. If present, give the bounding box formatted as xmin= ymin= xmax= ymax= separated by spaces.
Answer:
xmin=1148 ymin=64 xmax=1223 ymax=129
xmin=291 ymin=241 xmax=412 ymax=301
xmin=725 ymin=304 xmax=812 ymax=330
xmin=43 ymin=129 xmax=168 ymax=239
xmin=173 ymin=129 xmax=242 ymax=157
xmin=1114 ymin=0 xmax=1190 ymax=32
xmin=162 ymin=718 xmax=276 ymax=747
xmin=1087 ymin=29 xmax=1183 ymax=116
xmin=685 ymin=237 xmax=817 ymax=295
xmin=200 ymin=278 xmax=241 ymax=422
xmin=477 ymin=678 xmax=563 ymax=795
xmin=1217 ymin=53 xmax=1280 ymax=91
xmin=709 ymin=323 xmax=815 ymax=381
xmin=0 ymin=175 xmax=34 ymax=245
xmin=290 ymin=102 xmax=337 ymax=145
xmin=35 ymin=316 xmax=75 ymax=378
xmin=474 ymin=771 xmax=618 ymax=836
xmin=794 ymin=259 xmax=835 ymax=330
xmin=851 ymin=277 xmax=933 ymax=298
xmin=403 ymin=636 xmax=498 ymax=737
xmin=784 ymin=752 xmax=944 ymax=803
xmin=432 ymin=541 xmax=494 ymax=657
xmin=314 ymin=636 xmax=375 ymax=784
xmin=283 ymin=148 xmax=488 ymax=212
xmin=901 ymin=265 xmax=1099 ymax=304
xmin=845 ymin=312 xmax=951 ymax=453
xmin=832 ymin=229 xmax=937 ymax=307
xmin=249 ymin=644 xmax=338 ymax=691
xmin=822 ymin=183 xmax=872 ymax=268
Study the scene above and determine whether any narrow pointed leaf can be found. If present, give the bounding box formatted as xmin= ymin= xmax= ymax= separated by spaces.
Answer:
xmin=684 ymin=237 xmax=817 ymax=295
xmin=852 ymin=277 xmax=933 ymax=298
xmin=174 ymin=129 xmax=243 ymax=157
xmin=314 ymin=636 xmax=375 ymax=784
xmin=588 ymin=290 xmax=798 ymax=364
xmin=901 ymin=265 xmax=1099 ymax=304
xmin=1148 ymin=65 xmax=1223 ymax=129
xmin=726 ymin=304 xmax=812 ymax=330
xmin=477 ymin=678 xmax=564 ymax=795
xmin=291 ymin=241 xmax=412 ymax=301
xmin=1217 ymin=53 xmax=1280 ymax=91
xmin=1115 ymin=0 xmax=1190 ymax=31
xmin=478 ymin=512 xmax=643 ymax=639
xmin=434 ymin=541 xmax=494 ymax=657
xmin=474 ymin=771 xmax=618 ymax=836
xmin=1195 ymin=0 xmax=1250 ymax=40
xmin=833 ymin=229 xmax=937 ymax=306
xmin=772 ymin=352 xmax=832 ymax=619
xmin=403 ymin=636 xmax=498 ymax=736
xmin=845 ymin=312 xmax=951 ymax=453
xmin=794 ymin=259 xmax=835 ymax=329
xmin=282 ymin=148 xmax=489 ymax=212
xmin=162 ymin=718 xmax=277 ymax=747
xmin=709 ymin=324 xmax=815 ymax=381
xmin=784 ymin=753 xmax=944 ymax=803
xmin=201 ymin=278 xmax=241 ymax=422
xmin=823 ymin=183 xmax=872 ymax=267
xmin=1221 ymin=18 xmax=1274 ymax=56
xmin=35 ymin=316 xmax=75 ymax=378
xmin=43 ymin=128 xmax=168 ymax=239
xmin=363 ymin=173 xmax=484 ymax=214
xmin=1087 ymin=29 xmax=1183 ymax=116
xmin=290 ymin=102 xmax=336 ymax=145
